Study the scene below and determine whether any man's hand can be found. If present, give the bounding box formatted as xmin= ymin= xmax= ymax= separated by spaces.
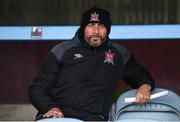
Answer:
xmin=135 ymin=84 xmax=151 ymax=104
xmin=43 ymin=107 xmax=64 ymax=118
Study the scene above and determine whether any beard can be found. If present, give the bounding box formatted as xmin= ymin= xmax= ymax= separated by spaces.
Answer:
xmin=86 ymin=35 xmax=106 ymax=47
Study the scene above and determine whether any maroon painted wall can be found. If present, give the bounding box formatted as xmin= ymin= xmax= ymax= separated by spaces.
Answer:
xmin=0 ymin=40 xmax=180 ymax=103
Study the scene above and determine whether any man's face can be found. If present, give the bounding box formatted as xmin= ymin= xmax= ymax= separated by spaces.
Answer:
xmin=84 ymin=23 xmax=107 ymax=47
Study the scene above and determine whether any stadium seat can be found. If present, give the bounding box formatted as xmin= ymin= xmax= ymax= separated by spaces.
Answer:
xmin=109 ymin=88 xmax=180 ymax=121
xmin=37 ymin=118 xmax=84 ymax=122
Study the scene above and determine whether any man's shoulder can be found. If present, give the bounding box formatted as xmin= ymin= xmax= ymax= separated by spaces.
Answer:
xmin=52 ymin=40 xmax=79 ymax=52
xmin=111 ymin=42 xmax=130 ymax=54
xmin=111 ymin=42 xmax=131 ymax=65
xmin=51 ymin=40 xmax=79 ymax=61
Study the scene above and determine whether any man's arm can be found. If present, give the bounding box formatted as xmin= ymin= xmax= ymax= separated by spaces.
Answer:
xmin=122 ymin=55 xmax=155 ymax=104
xmin=28 ymin=52 xmax=63 ymax=115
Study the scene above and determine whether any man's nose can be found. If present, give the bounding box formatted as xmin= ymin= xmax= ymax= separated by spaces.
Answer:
xmin=93 ymin=24 xmax=99 ymax=34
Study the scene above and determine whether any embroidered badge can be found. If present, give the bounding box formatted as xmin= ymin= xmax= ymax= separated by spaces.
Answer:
xmin=90 ymin=12 xmax=99 ymax=22
xmin=104 ymin=50 xmax=114 ymax=65
xmin=74 ymin=53 xmax=83 ymax=59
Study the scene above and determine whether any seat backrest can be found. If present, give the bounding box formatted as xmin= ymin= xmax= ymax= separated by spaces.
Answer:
xmin=37 ymin=118 xmax=84 ymax=122
xmin=112 ymin=88 xmax=180 ymax=121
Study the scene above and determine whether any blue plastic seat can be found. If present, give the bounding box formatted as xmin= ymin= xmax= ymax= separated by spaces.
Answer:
xmin=109 ymin=88 xmax=180 ymax=121
xmin=37 ymin=118 xmax=84 ymax=122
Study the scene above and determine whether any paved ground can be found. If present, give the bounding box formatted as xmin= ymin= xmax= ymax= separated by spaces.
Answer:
xmin=0 ymin=104 xmax=37 ymax=121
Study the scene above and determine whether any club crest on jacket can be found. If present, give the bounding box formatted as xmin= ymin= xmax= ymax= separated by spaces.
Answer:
xmin=104 ymin=50 xmax=114 ymax=65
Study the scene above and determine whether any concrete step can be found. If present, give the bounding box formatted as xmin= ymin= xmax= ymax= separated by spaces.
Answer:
xmin=0 ymin=104 xmax=37 ymax=121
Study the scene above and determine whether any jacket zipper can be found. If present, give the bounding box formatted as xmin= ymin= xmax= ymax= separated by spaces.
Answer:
xmin=87 ymin=48 xmax=97 ymax=78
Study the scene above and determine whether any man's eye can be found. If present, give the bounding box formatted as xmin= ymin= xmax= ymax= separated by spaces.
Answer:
xmin=88 ymin=23 xmax=94 ymax=26
xmin=99 ymin=24 xmax=105 ymax=27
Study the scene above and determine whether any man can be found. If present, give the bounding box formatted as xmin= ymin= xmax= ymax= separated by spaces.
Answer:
xmin=28 ymin=7 xmax=155 ymax=121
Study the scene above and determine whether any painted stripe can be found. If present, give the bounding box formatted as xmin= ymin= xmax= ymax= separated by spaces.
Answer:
xmin=0 ymin=25 xmax=180 ymax=40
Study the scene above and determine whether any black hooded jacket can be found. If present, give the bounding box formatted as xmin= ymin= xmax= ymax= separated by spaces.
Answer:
xmin=28 ymin=29 xmax=155 ymax=120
